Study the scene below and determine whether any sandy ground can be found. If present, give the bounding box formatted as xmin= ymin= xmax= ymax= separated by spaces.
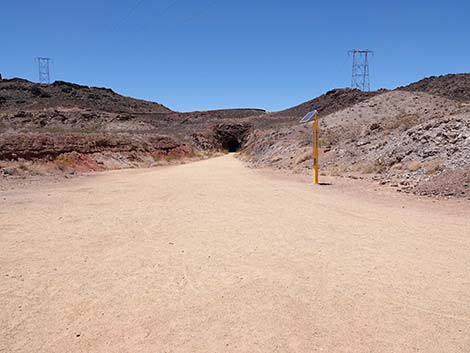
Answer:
xmin=1 ymin=155 xmax=469 ymax=353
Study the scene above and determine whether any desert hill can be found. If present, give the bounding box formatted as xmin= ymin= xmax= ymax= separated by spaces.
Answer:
xmin=271 ymin=88 xmax=381 ymax=118
xmin=0 ymin=78 xmax=263 ymax=174
xmin=241 ymin=74 xmax=470 ymax=198
xmin=0 ymin=78 xmax=264 ymax=134
xmin=0 ymin=78 xmax=171 ymax=114
xmin=1 ymin=74 xmax=469 ymax=198
xmin=400 ymin=73 xmax=470 ymax=102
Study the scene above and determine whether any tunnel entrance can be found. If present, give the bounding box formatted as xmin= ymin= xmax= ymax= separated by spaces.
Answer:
xmin=211 ymin=122 xmax=252 ymax=153
xmin=226 ymin=139 xmax=240 ymax=153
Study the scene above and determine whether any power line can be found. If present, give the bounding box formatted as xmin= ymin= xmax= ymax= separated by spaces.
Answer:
xmin=348 ymin=49 xmax=373 ymax=91
xmin=115 ymin=0 xmax=147 ymax=28
xmin=180 ymin=0 xmax=219 ymax=24
xmin=112 ymin=0 xmax=181 ymax=32
xmin=120 ymin=0 xmax=222 ymax=35
xmin=36 ymin=57 xmax=52 ymax=84
xmin=153 ymin=0 xmax=181 ymax=20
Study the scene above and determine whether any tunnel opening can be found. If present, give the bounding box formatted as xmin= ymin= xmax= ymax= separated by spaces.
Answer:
xmin=212 ymin=122 xmax=252 ymax=153
xmin=226 ymin=138 xmax=240 ymax=153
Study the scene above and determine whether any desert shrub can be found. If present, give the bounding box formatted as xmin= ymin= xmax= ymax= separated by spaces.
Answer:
xmin=360 ymin=159 xmax=386 ymax=174
xmin=39 ymin=126 xmax=68 ymax=133
xmin=295 ymin=150 xmax=311 ymax=165
xmin=390 ymin=161 xmax=406 ymax=171
xmin=55 ymin=155 xmax=74 ymax=171
xmin=318 ymin=131 xmax=339 ymax=147
xmin=386 ymin=114 xmax=420 ymax=131
xmin=318 ymin=137 xmax=329 ymax=147
xmin=329 ymin=164 xmax=349 ymax=176
xmin=164 ymin=150 xmax=197 ymax=162
xmin=423 ymin=159 xmax=443 ymax=175
xmin=360 ymin=163 xmax=377 ymax=174
xmin=18 ymin=163 xmax=29 ymax=171
xmin=30 ymin=86 xmax=42 ymax=96
xmin=1 ymin=167 xmax=18 ymax=176
xmin=164 ymin=154 xmax=180 ymax=162
xmin=300 ymin=130 xmax=312 ymax=146
xmin=14 ymin=162 xmax=40 ymax=176
xmin=80 ymin=124 xmax=102 ymax=133
xmin=329 ymin=167 xmax=340 ymax=176
xmin=30 ymin=86 xmax=51 ymax=98
xmin=405 ymin=160 xmax=421 ymax=172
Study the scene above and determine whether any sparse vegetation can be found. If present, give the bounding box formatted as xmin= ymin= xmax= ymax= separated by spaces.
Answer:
xmin=1 ymin=74 xmax=469 ymax=199
xmin=358 ymin=159 xmax=387 ymax=174
xmin=300 ymin=130 xmax=312 ymax=146
xmin=423 ymin=159 xmax=444 ymax=175
xmin=405 ymin=160 xmax=421 ymax=172
xmin=294 ymin=150 xmax=311 ymax=165
xmin=318 ymin=128 xmax=341 ymax=148
xmin=385 ymin=114 xmax=420 ymax=131
xmin=0 ymin=120 xmax=7 ymax=133
xmin=55 ymin=155 xmax=74 ymax=171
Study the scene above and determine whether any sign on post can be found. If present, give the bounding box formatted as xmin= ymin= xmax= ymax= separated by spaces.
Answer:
xmin=299 ymin=106 xmax=319 ymax=185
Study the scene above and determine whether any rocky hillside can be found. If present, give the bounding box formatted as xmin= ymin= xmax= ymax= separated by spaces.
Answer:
xmin=0 ymin=79 xmax=171 ymax=114
xmin=1 ymin=74 xmax=469 ymax=198
xmin=0 ymin=78 xmax=263 ymax=178
xmin=241 ymin=75 xmax=470 ymax=199
xmin=400 ymin=73 xmax=470 ymax=102
xmin=271 ymin=88 xmax=381 ymax=118
xmin=0 ymin=78 xmax=264 ymax=134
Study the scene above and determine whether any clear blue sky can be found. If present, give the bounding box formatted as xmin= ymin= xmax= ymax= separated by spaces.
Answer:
xmin=2 ymin=0 xmax=469 ymax=112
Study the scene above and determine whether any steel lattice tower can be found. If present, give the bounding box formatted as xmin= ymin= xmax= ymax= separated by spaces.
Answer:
xmin=36 ymin=57 xmax=51 ymax=84
xmin=349 ymin=49 xmax=372 ymax=91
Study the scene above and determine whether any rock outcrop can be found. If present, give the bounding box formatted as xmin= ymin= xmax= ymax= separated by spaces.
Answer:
xmin=0 ymin=133 xmax=189 ymax=160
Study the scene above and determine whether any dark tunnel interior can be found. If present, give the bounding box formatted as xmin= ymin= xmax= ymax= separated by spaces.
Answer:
xmin=226 ymin=138 xmax=240 ymax=153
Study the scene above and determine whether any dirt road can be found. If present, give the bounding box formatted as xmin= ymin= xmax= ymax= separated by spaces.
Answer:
xmin=1 ymin=155 xmax=469 ymax=352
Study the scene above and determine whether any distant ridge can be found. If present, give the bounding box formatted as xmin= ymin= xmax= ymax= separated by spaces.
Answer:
xmin=399 ymin=73 xmax=470 ymax=102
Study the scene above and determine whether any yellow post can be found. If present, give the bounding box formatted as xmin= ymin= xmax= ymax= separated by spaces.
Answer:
xmin=312 ymin=111 xmax=319 ymax=184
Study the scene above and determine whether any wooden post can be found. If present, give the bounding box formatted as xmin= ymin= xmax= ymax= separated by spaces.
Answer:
xmin=312 ymin=111 xmax=319 ymax=185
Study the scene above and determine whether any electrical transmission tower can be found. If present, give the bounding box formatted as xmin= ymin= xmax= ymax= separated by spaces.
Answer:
xmin=349 ymin=49 xmax=372 ymax=91
xmin=36 ymin=57 xmax=52 ymax=84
